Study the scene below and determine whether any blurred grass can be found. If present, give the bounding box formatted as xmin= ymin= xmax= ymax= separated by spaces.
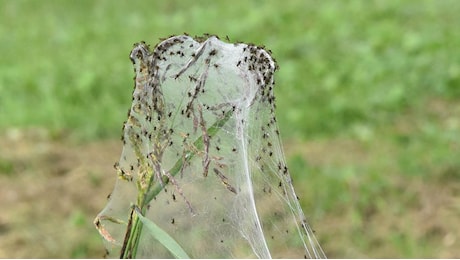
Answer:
xmin=1 ymin=0 xmax=459 ymax=258
xmin=1 ymin=0 xmax=459 ymax=139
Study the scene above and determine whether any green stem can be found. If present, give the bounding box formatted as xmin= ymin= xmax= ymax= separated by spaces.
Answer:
xmin=120 ymin=110 xmax=232 ymax=258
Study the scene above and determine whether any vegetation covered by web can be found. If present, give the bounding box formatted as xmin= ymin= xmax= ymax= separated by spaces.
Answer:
xmin=94 ymin=34 xmax=325 ymax=258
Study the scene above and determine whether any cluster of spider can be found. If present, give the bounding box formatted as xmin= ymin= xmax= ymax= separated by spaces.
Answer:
xmin=95 ymin=34 xmax=325 ymax=259
xmin=117 ymin=34 xmax=288 ymax=209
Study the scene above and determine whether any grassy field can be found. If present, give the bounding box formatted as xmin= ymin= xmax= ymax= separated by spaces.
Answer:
xmin=0 ymin=0 xmax=459 ymax=258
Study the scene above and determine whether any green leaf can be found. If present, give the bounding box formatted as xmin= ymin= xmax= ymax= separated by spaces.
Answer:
xmin=133 ymin=206 xmax=190 ymax=259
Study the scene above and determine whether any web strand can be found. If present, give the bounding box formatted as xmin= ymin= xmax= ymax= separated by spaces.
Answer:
xmin=95 ymin=35 xmax=326 ymax=259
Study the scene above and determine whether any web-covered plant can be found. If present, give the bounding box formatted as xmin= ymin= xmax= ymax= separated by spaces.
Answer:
xmin=94 ymin=34 xmax=325 ymax=258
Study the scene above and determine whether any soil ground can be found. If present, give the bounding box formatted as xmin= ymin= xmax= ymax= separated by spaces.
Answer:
xmin=0 ymin=128 xmax=458 ymax=258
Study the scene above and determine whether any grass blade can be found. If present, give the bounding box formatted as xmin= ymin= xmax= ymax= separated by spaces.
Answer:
xmin=133 ymin=206 xmax=190 ymax=259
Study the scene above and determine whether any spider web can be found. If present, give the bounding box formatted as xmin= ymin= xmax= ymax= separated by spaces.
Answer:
xmin=95 ymin=35 xmax=325 ymax=258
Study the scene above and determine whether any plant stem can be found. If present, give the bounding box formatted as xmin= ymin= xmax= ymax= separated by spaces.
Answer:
xmin=120 ymin=110 xmax=232 ymax=258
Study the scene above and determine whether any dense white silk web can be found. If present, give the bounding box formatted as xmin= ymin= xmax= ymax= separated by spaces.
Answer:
xmin=95 ymin=35 xmax=325 ymax=258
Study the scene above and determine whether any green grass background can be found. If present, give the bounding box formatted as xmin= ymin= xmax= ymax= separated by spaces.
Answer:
xmin=1 ymin=0 xmax=459 ymax=258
